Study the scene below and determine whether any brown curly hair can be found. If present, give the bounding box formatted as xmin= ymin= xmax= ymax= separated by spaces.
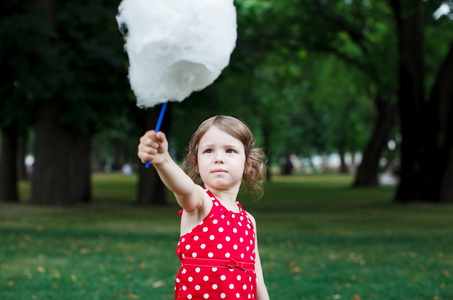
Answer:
xmin=184 ymin=115 xmax=265 ymax=197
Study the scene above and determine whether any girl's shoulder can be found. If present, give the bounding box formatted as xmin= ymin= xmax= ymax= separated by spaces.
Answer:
xmin=179 ymin=186 xmax=214 ymax=236
xmin=178 ymin=187 xmax=213 ymax=215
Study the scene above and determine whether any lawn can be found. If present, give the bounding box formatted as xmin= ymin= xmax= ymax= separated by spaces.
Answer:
xmin=1 ymin=173 xmax=452 ymax=300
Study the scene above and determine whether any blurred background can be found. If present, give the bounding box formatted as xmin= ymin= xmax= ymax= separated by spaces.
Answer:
xmin=1 ymin=0 xmax=452 ymax=206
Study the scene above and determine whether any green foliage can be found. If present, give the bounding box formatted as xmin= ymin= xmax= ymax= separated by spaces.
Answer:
xmin=0 ymin=0 xmax=133 ymax=135
xmin=2 ymin=0 xmax=452 ymax=180
xmin=0 ymin=4 xmax=57 ymax=132
xmin=54 ymin=0 xmax=132 ymax=133
xmin=1 ymin=174 xmax=452 ymax=299
xmin=0 ymin=0 xmax=403 ymax=166
xmin=164 ymin=0 xmax=399 ymax=163
xmin=424 ymin=3 xmax=453 ymax=99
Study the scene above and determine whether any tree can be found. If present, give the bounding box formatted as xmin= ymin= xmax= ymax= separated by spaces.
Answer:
xmin=136 ymin=105 xmax=169 ymax=205
xmin=354 ymin=94 xmax=398 ymax=185
xmin=0 ymin=126 xmax=19 ymax=202
xmin=227 ymin=0 xmax=399 ymax=181
xmin=391 ymin=0 xmax=453 ymax=203
xmin=0 ymin=1 xmax=46 ymax=202
xmin=9 ymin=0 xmax=131 ymax=205
xmin=298 ymin=1 xmax=399 ymax=184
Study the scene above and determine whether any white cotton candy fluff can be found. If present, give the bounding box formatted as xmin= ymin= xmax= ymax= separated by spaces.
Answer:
xmin=116 ymin=0 xmax=237 ymax=108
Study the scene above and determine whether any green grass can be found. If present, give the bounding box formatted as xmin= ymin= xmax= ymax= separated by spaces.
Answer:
xmin=1 ymin=173 xmax=452 ymax=300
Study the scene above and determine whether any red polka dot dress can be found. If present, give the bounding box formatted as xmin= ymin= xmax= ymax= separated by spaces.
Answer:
xmin=175 ymin=188 xmax=257 ymax=300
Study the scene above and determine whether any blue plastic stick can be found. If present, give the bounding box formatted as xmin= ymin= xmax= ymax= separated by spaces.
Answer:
xmin=145 ymin=102 xmax=168 ymax=168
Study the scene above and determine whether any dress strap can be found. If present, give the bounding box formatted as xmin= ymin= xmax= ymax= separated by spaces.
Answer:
xmin=204 ymin=188 xmax=221 ymax=207
xmin=182 ymin=257 xmax=255 ymax=272
xmin=204 ymin=188 xmax=216 ymax=199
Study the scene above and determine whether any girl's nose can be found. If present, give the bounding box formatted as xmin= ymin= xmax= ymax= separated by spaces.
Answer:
xmin=214 ymin=153 xmax=224 ymax=164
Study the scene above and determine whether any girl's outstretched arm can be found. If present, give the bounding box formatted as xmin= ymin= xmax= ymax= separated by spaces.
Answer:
xmin=138 ymin=130 xmax=204 ymax=212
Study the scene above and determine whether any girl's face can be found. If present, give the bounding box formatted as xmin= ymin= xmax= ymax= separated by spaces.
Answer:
xmin=197 ymin=126 xmax=247 ymax=191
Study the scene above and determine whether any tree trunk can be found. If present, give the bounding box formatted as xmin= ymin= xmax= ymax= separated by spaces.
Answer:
xmin=281 ymin=152 xmax=293 ymax=175
xmin=392 ymin=2 xmax=453 ymax=203
xmin=431 ymin=44 xmax=453 ymax=203
xmin=136 ymin=104 xmax=169 ymax=205
xmin=69 ymin=132 xmax=92 ymax=203
xmin=90 ymin=146 xmax=104 ymax=173
xmin=441 ymin=148 xmax=453 ymax=202
xmin=137 ymin=161 xmax=167 ymax=205
xmin=16 ymin=136 xmax=27 ymax=180
xmin=391 ymin=0 xmax=426 ymax=202
xmin=338 ymin=140 xmax=348 ymax=174
xmin=26 ymin=0 xmax=55 ymax=17
xmin=353 ymin=97 xmax=397 ymax=187
xmin=412 ymin=43 xmax=453 ymax=202
xmin=112 ymin=139 xmax=120 ymax=171
xmin=32 ymin=101 xmax=93 ymax=205
xmin=31 ymin=101 xmax=73 ymax=205
xmin=0 ymin=126 xmax=19 ymax=202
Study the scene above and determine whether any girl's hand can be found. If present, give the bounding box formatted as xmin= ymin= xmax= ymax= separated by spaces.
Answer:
xmin=137 ymin=130 xmax=169 ymax=165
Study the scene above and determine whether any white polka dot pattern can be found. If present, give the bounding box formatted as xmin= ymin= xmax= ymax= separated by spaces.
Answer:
xmin=175 ymin=189 xmax=256 ymax=299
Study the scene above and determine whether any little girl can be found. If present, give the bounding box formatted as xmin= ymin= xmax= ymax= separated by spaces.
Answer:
xmin=137 ymin=115 xmax=270 ymax=300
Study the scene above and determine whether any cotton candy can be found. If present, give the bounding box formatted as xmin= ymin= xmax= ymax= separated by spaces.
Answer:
xmin=116 ymin=0 xmax=237 ymax=108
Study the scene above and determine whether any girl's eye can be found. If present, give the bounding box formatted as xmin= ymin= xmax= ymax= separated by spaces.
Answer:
xmin=226 ymin=149 xmax=236 ymax=154
xmin=204 ymin=149 xmax=213 ymax=154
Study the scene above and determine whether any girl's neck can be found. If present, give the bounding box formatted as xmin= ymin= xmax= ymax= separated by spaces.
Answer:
xmin=218 ymin=198 xmax=240 ymax=213
xmin=206 ymin=186 xmax=240 ymax=213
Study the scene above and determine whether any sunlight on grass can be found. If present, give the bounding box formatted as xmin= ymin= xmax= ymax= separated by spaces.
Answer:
xmin=92 ymin=173 xmax=138 ymax=203
xmin=3 ymin=173 xmax=453 ymax=299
